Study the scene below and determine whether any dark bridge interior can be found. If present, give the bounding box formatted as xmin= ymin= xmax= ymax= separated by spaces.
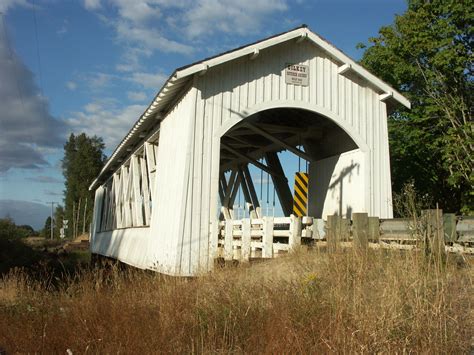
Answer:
xmin=218 ymin=107 xmax=358 ymax=218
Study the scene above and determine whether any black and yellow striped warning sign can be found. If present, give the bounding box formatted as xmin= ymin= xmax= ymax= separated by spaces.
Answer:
xmin=293 ymin=172 xmax=308 ymax=217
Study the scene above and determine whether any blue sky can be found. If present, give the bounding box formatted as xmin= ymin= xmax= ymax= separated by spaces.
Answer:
xmin=0 ymin=0 xmax=407 ymax=226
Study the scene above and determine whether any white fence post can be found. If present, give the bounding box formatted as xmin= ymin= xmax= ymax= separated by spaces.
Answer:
xmin=289 ymin=214 xmax=302 ymax=249
xmin=224 ymin=221 xmax=233 ymax=261
xmin=241 ymin=218 xmax=251 ymax=262
xmin=262 ymin=216 xmax=274 ymax=258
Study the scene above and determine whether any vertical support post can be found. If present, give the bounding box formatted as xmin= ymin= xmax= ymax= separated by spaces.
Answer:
xmin=224 ymin=221 xmax=233 ymax=261
xmin=131 ymin=155 xmax=144 ymax=226
xmin=262 ymin=216 xmax=274 ymax=258
xmin=422 ymin=209 xmax=446 ymax=264
xmin=368 ymin=217 xmax=380 ymax=243
xmin=353 ymin=213 xmax=369 ymax=252
xmin=289 ymin=214 xmax=302 ymax=249
xmin=144 ymin=142 xmax=156 ymax=197
xmin=326 ymin=214 xmax=339 ymax=252
xmin=241 ymin=218 xmax=251 ymax=262
xmin=113 ymin=173 xmax=122 ymax=228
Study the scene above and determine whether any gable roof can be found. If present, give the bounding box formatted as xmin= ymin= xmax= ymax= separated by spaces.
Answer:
xmin=90 ymin=25 xmax=410 ymax=190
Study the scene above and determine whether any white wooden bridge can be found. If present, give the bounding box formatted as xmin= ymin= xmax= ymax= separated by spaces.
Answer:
xmin=89 ymin=25 xmax=413 ymax=276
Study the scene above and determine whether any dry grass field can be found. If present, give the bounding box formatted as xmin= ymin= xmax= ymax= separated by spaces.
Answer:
xmin=1 ymin=248 xmax=472 ymax=354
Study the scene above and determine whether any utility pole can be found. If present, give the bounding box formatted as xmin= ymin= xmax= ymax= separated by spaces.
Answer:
xmin=47 ymin=201 xmax=56 ymax=240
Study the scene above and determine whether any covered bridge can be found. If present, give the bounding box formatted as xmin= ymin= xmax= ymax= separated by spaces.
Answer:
xmin=89 ymin=25 xmax=410 ymax=276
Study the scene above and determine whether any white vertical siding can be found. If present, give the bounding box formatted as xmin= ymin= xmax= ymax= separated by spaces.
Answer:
xmin=146 ymin=87 xmax=197 ymax=275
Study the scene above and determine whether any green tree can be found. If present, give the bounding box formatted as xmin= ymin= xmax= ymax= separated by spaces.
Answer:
xmin=54 ymin=205 xmax=65 ymax=238
xmin=0 ymin=217 xmax=36 ymax=239
xmin=0 ymin=217 xmax=19 ymax=239
xmin=41 ymin=216 xmax=52 ymax=239
xmin=359 ymin=0 xmax=473 ymax=214
xmin=62 ymin=133 xmax=106 ymax=237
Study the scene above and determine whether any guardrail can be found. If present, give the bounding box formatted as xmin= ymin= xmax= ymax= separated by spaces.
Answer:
xmin=215 ymin=212 xmax=474 ymax=261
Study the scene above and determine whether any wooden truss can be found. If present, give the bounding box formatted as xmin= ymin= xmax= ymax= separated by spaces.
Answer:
xmin=98 ymin=140 xmax=159 ymax=232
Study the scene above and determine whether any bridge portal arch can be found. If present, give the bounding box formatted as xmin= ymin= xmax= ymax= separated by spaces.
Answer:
xmin=217 ymin=102 xmax=369 ymax=221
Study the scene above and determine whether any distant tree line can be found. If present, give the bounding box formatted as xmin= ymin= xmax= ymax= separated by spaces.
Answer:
xmin=40 ymin=133 xmax=106 ymax=239
xmin=0 ymin=217 xmax=37 ymax=239
xmin=359 ymin=0 xmax=473 ymax=214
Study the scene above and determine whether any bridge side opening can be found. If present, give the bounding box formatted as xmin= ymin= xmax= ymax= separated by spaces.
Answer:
xmin=95 ymin=133 xmax=160 ymax=232
xmin=218 ymin=107 xmax=359 ymax=221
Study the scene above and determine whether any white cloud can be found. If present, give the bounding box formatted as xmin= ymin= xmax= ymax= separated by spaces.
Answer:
xmin=84 ymin=0 xmax=101 ymax=10
xmin=0 ymin=0 xmax=33 ymax=13
xmin=115 ymin=21 xmax=193 ymax=55
xmin=84 ymin=102 xmax=102 ymax=113
xmin=114 ymin=0 xmax=161 ymax=24
xmin=85 ymin=72 xmax=115 ymax=90
xmin=184 ymin=0 xmax=287 ymax=39
xmin=66 ymin=101 xmax=146 ymax=150
xmin=127 ymin=91 xmax=147 ymax=101
xmin=66 ymin=81 xmax=77 ymax=90
xmin=82 ymin=0 xmax=291 ymax=70
xmin=128 ymin=71 xmax=168 ymax=89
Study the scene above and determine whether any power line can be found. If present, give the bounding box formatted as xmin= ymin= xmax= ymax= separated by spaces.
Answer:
xmin=32 ymin=0 xmax=44 ymax=97
xmin=0 ymin=12 xmax=26 ymax=112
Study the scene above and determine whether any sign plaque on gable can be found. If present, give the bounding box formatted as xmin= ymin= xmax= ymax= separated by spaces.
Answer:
xmin=285 ymin=63 xmax=309 ymax=86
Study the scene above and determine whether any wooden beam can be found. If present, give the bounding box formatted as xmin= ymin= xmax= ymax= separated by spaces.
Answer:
xmin=249 ymin=48 xmax=259 ymax=60
xmin=237 ymin=167 xmax=252 ymax=204
xmin=221 ymin=143 xmax=282 ymax=178
xmin=226 ymin=128 xmax=261 ymax=137
xmin=144 ymin=142 xmax=156 ymax=197
xmin=242 ymin=122 xmax=313 ymax=161
xmin=257 ymin=123 xmax=307 ymax=135
xmin=218 ymin=180 xmax=225 ymax=204
xmin=139 ymin=155 xmax=151 ymax=225
xmin=242 ymin=164 xmax=260 ymax=209
xmin=296 ymin=32 xmax=308 ymax=43
xmin=229 ymin=173 xmax=242 ymax=210
xmin=220 ymin=133 xmax=305 ymax=172
xmin=379 ymin=91 xmax=393 ymax=102
xmin=338 ymin=63 xmax=351 ymax=75
xmin=131 ymin=155 xmax=144 ymax=226
xmin=222 ymin=170 xmax=237 ymax=208
xmin=121 ymin=165 xmax=132 ymax=227
xmin=113 ymin=173 xmax=122 ymax=228
xmin=237 ymin=167 xmax=256 ymax=218
xmin=265 ymin=151 xmax=293 ymax=216
xmin=227 ymin=135 xmax=265 ymax=148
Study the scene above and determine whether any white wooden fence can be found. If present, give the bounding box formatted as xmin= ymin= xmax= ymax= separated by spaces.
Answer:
xmin=216 ymin=214 xmax=474 ymax=261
